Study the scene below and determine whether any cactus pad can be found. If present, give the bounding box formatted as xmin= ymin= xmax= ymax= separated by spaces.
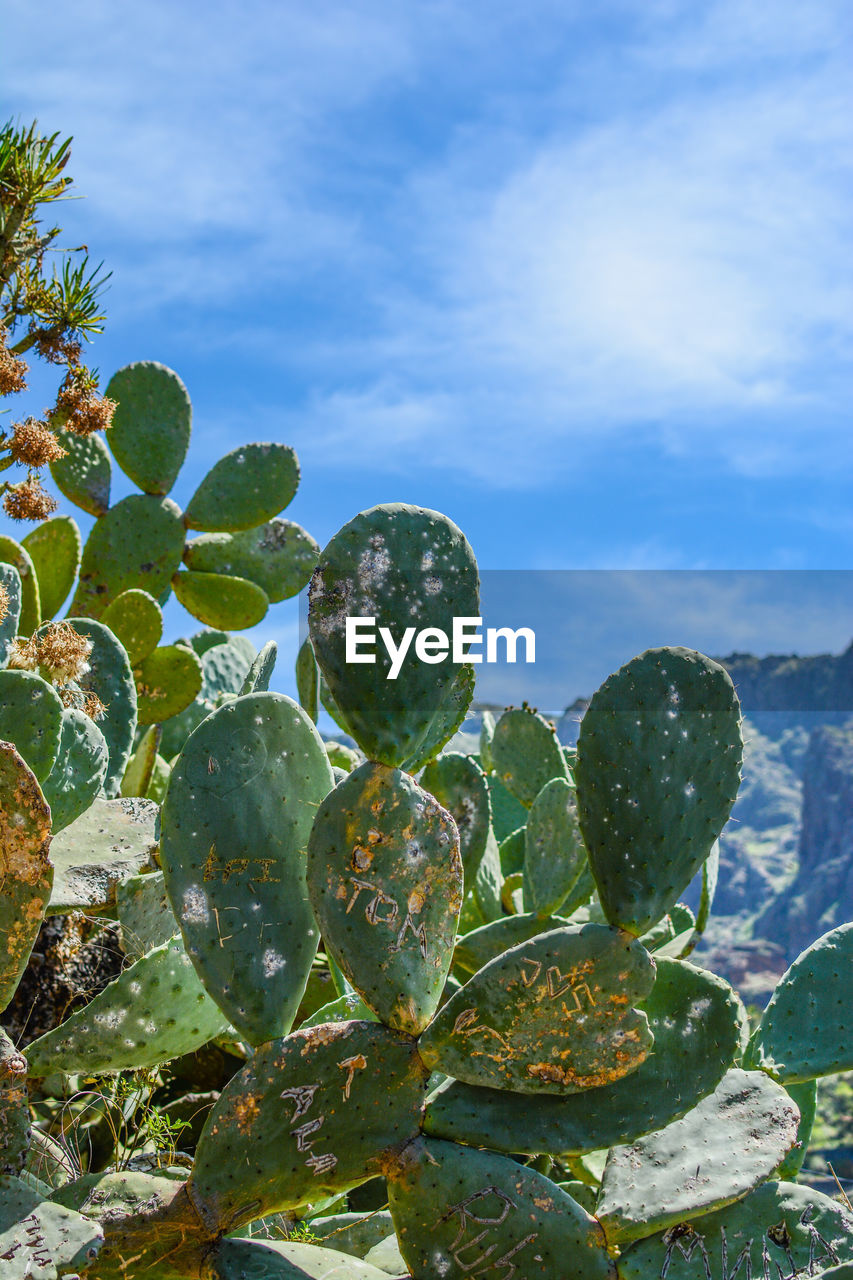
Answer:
xmin=24 ymin=935 xmax=230 ymax=1075
xmin=240 ymin=641 xmax=278 ymax=694
xmin=308 ymin=762 xmax=463 ymax=1035
xmin=0 ymin=536 xmax=40 ymax=635
xmin=523 ymin=776 xmax=586 ymax=916
xmin=453 ymin=911 xmax=570 ymax=976
xmin=0 ymin=747 xmax=51 ymax=1013
xmin=0 ymin=669 xmax=63 ymax=782
xmin=47 ymin=796 xmax=159 ymax=914
xmin=188 ymin=1021 xmax=428 ymax=1232
xmin=596 ymin=1069 xmax=800 ymax=1245
xmin=71 ymin=494 xmax=186 ymax=618
xmin=575 ymin=647 xmax=742 ymax=935
xmin=117 ymin=869 xmax=178 ymax=959
xmin=202 ymin=1237 xmax=393 ymax=1279
xmin=135 ymin=642 xmax=203 ymax=724
xmin=0 ymin=1032 xmax=30 ymax=1177
xmin=105 ymin=361 xmax=192 ymax=495
xmin=386 ymin=1136 xmax=615 ymax=1280
xmin=424 ymin=958 xmax=746 ymax=1154
xmin=401 ymin=662 xmax=476 ymax=774
xmin=750 ymin=922 xmax=853 ymax=1082
xmin=0 ymin=1175 xmax=103 ymax=1279
xmin=617 ymin=1182 xmax=853 ymax=1280
xmin=62 ymin=618 xmax=137 ymax=795
xmin=101 ymin=589 xmax=163 ymax=665
xmin=0 ymin=564 xmax=21 ymax=667
xmin=171 ymin=569 xmax=269 ymax=629
xmin=21 ymin=516 xmax=81 ymax=621
xmin=185 ymin=518 xmax=320 ymax=602
xmin=419 ymin=923 xmax=654 ymax=1093
xmin=184 ymin=442 xmax=300 ymax=532
xmin=420 ymin=751 xmax=491 ymax=881
xmin=41 ymin=707 xmax=109 ymax=833
xmin=490 ymin=707 xmax=570 ymax=807
xmin=161 ymin=692 xmax=333 ymax=1044
xmin=308 ymin=504 xmax=479 ymax=766
xmin=49 ymin=427 xmax=111 ymax=516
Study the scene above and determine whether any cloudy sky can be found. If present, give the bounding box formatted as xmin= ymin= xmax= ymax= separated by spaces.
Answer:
xmin=2 ymin=1 xmax=851 ymax=703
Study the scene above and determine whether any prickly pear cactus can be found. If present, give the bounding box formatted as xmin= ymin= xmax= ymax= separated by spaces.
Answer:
xmin=160 ymin=692 xmax=334 ymax=1044
xmin=307 ymin=761 xmax=463 ymax=1035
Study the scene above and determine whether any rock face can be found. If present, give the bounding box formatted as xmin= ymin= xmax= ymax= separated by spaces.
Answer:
xmin=758 ymin=723 xmax=853 ymax=961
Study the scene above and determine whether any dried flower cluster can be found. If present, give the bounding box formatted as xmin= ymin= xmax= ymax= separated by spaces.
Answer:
xmin=0 ymin=581 xmax=9 ymax=624
xmin=0 ymin=329 xmax=28 ymax=396
xmin=55 ymin=364 xmax=116 ymax=437
xmin=2 ymin=475 xmax=58 ymax=521
xmin=8 ymin=620 xmax=92 ymax=684
xmin=8 ymin=417 xmax=67 ymax=467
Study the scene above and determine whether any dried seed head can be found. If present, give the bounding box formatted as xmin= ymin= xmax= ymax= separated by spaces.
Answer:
xmin=82 ymin=691 xmax=107 ymax=721
xmin=34 ymin=621 xmax=93 ymax=684
xmin=0 ymin=330 xmax=28 ymax=396
xmin=9 ymin=418 xmax=66 ymax=467
xmin=3 ymin=476 xmax=58 ymax=521
xmin=7 ymin=636 xmax=39 ymax=670
xmin=31 ymin=327 xmax=82 ymax=366
xmin=55 ymin=366 xmax=116 ymax=437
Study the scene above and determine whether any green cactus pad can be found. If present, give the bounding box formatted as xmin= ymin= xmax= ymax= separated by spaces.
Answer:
xmin=185 ymin=519 xmax=319 ymax=602
xmin=816 ymin=1267 xmax=853 ymax=1280
xmin=105 ymin=361 xmax=192 ymax=495
xmin=0 ymin=745 xmax=53 ymax=1012
xmin=0 ymin=564 xmax=22 ymax=667
xmin=184 ymin=442 xmax=300 ymax=532
xmin=47 ymin=796 xmax=159 ymax=914
xmin=488 ymin=772 xmax=528 ymax=841
xmin=299 ymin=990 xmax=379 ymax=1029
xmin=240 ymin=641 xmax=278 ymax=695
xmin=490 ymin=707 xmax=569 ymax=808
xmin=308 ymin=1210 xmax=395 ymax=1258
xmin=158 ymin=639 xmax=255 ymax=761
xmin=575 ymin=647 xmax=743 ymax=936
xmin=49 ymin=427 xmax=111 ymax=516
xmin=523 ymin=776 xmax=586 ymax=916
xmin=616 ymin=1182 xmax=853 ymax=1280
xmin=0 ymin=1032 xmax=30 ymax=1177
xmin=479 ymin=708 xmax=495 ymax=771
xmin=401 ymin=663 xmax=476 ymax=774
xmin=472 ymin=829 xmax=502 ymax=922
xmin=0 ymin=1174 xmax=103 ymax=1278
xmin=63 ymin=618 xmax=137 ymax=795
xmin=117 ymin=869 xmax=178 ymax=959
xmin=172 ymin=569 xmax=269 ymax=629
xmin=777 ymin=1079 xmax=817 ymax=1179
xmin=307 ymin=762 xmax=463 ymax=1036
xmin=21 ymin=516 xmax=81 ymax=621
xmin=296 ymin=637 xmax=319 ymax=722
xmin=147 ymin=753 xmax=171 ymax=803
xmin=325 ymin=740 xmax=359 ymax=771
xmin=71 ymin=493 xmax=186 ymax=618
xmin=188 ymin=1021 xmax=428 ymax=1232
xmin=0 ymin=535 xmax=40 ymax=635
xmin=696 ymin=840 xmax=719 ymax=936
xmin=363 ymin=1234 xmax=406 ymax=1276
xmin=419 ymin=923 xmax=654 ymax=1093
xmin=202 ymin=1237 xmax=392 ymax=1279
xmin=750 ymin=923 xmax=853 ymax=1082
xmin=453 ymin=911 xmax=569 ymax=976
xmin=596 ymin=1069 xmax=800 ymax=1245
xmin=41 ymin=706 xmax=109 ymax=833
xmin=161 ymin=692 xmax=333 ymax=1045
xmin=386 ymin=1136 xmax=615 ymax=1280
xmin=121 ymin=724 xmax=161 ymax=797
xmin=101 ymin=588 xmax=163 ymax=665
xmin=420 ymin=752 xmax=491 ymax=881
xmin=0 ymin=669 xmax=63 ymax=782
xmin=308 ymin=504 xmax=479 ymax=766
xmin=135 ymin=643 xmax=203 ymax=724
xmin=424 ymin=957 xmax=746 ymax=1154
xmin=24 ymin=934 xmax=229 ymax=1075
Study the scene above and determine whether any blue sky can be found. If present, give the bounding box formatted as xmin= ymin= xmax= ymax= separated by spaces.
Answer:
xmin=2 ymin=1 xmax=852 ymax=704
